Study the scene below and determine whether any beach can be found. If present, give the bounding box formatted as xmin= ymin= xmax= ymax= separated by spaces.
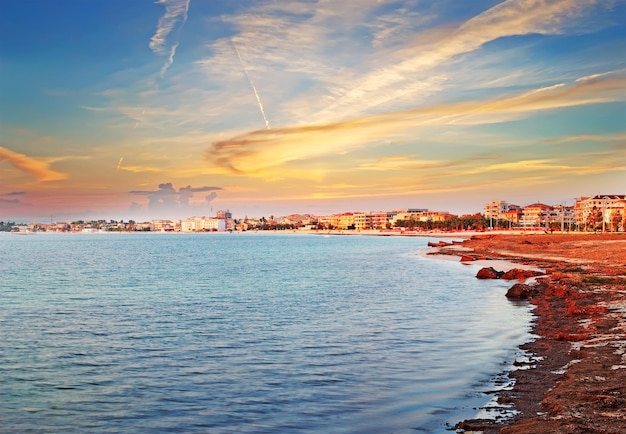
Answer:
xmin=431 ymin=233 xmax=626 ymax=433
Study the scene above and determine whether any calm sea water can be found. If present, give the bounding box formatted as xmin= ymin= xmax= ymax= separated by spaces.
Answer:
xmin=0 ymin=232 xmax=532 ymax=433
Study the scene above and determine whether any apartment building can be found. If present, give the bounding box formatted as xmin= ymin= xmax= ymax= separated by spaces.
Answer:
xmin=150 ymin=219 xmax=177 ymax=231
xmin=353 ymin=212 xmax=394 ymax=230
xmin=501 ymin=208 xmax=523 ymax=225
xmin=181 ymin=216 xmax=226 ymax=232
xmin=484 ymin=200 xmax=522 ymax=222
xmin=519 ymin=203 xmax=553 ymax=227
xmin=418 ymin=211 xmax=454 ymax=222
xmin=575 ymin=195 xmax=626 ymax=231
xmin=485 ymin=197 xmax=615 ymax=230
xmin=391 ymin=209 xmax=428 ymax=225
xmin=484 ymin=200 xmax=509 ymax=221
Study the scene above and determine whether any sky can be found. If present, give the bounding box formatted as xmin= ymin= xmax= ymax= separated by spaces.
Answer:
xmin=1 ymin=0 xmax=625 ymax=222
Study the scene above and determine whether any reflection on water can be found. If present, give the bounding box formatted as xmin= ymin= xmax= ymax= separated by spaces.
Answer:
xmin=0 ymin=232 xmax=532 ymax=433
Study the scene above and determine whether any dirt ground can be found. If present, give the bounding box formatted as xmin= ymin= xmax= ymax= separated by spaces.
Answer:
xmin=434 ymin=233 xmax=626 ymax=433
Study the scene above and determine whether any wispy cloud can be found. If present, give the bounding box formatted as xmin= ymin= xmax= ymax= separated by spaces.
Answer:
xmin=150 ymin=0 xmax=190 ymax=77
xmin=207 ymin=74 xmax=626 ymax=176
xmin=0 ymin=146 xmax=67 ymax=182
xmin=119 ymin=164 xmax=168 ymax=174
xmin=0 ymin=190 xmax=25 ymax=205
xmin=189 ymin=0 xmax=617 ymax=130
xmin=317 ymin=0 xmax=615 ymax=118
xmin=359 ymin=154 xmax=496 ymax=172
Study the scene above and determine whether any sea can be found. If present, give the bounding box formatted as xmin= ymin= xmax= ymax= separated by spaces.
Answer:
xmin=0 ymin=232 xmax=534 ymax=433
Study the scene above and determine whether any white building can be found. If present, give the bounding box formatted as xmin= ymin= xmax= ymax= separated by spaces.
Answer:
xmin=484 ymin=200 xmax=520 ymax=221
xmin=181 ymin=216 xmax=226 ymax=232
xmin=575 ymin=195 xmax=626 ymax=231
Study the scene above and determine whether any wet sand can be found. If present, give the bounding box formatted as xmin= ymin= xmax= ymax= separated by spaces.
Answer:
xmin=432 ymin=233 xmax=626 ymax=433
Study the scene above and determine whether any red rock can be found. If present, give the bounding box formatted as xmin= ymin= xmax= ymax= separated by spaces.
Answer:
xmin=505 ymin=283 xmax=535 ymax=299
xmin=501 ymin=268 xmax=543 ymax=280
xmin=476 ymin=267 xmax=503 ymax=279
xmin=427 ymin=241 xmax=445 ymax=247
xmin=460 ymin=255 xmax=475 ymax=262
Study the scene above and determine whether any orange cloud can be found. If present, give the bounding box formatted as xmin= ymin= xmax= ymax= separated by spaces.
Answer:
xmin=207 ymin=74 xmax=626 ymax=175
xmin=0 ymin=146 xmax=67 ymax=182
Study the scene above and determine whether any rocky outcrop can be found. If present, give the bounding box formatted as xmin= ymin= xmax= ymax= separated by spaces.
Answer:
xmin=505 ymin=283 xmax=536 ymax=299
xmin=501 ymin=268 xmax=543 ymax=280
xmin=455 ymin=234 xmax=626 ymax=433
xmin=427 ymin=240 xmax=451 ymax=248
xmin=476 ymin=266 xmax=504 ymax=279
xmin=476 ymin=267 xmax=543 ymax=280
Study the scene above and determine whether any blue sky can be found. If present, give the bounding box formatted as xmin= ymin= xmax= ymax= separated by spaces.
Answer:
xmin=1 ymin=0 xmax=625 ymax=221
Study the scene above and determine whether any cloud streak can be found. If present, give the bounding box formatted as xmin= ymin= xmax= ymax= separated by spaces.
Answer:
xmin=0 ymin=146 xmax=67 ymax=182
xmin=207 ymin=74 xmax=626 ymax=176
xmin=150 ymin=0 xmax=190 ymax=77
xmin=319 ymin=0 xmax=614 ymax=117
xmin=231 ymin=38 xmax=271 ymax=130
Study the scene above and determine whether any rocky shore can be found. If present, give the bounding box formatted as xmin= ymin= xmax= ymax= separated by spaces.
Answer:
xmin=430 ymin=233 xmax=626 ymax=433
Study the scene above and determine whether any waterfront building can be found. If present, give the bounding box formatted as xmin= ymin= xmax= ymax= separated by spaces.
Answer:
xmin=519 ymin=203 xmax=553 ymax=227
xmin=216 ymin=210 xmax=232 ymax=219
xmin=336 ymin=213 xmax=355 ymax=230
xmin=353 ymin=212 xmax=392 ymax=230
xmin=391 ymin=210 xmax=428 ymax=225
xmin=575 ymin=195 xmax=626 ymax=232
xmin=418 ymin=211 xmax=454 ymax=222
xmin=150 ymin=220 xmax=177 ymax=231
xmin=181 ymin=216 xmax=226 ymax=232
xmin=483 ymin=200 xmax=521 ymax=222
xmin=544 ymin=204 xmax=576 ymax=231
xmin=501 ymin=208 xmax=523 ymax=226
xmin=484 ymin=200 xmax=508 ymax=221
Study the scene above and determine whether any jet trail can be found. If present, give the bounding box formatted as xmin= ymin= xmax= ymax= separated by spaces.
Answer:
xmin=117 ymin=157 xmax=124 ymax=170
xmin=231 ymin=38 xmax=271 ymax=130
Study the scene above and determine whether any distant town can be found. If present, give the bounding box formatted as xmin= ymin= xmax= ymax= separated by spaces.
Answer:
xmin=2 ymin=194 xmax=625 ymax=234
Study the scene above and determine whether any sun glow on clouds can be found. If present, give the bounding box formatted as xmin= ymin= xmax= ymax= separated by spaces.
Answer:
xmin=0 ymin=147 xmax=67 ymax=182
xmin=208 ymin=75 xmax=626 ymax=175
xmin=1 ymin=0 xmax=625 ymax=219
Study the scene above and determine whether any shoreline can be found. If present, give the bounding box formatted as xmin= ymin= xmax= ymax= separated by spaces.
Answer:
xmin=430 ymin=234 xmax=626 ymax=432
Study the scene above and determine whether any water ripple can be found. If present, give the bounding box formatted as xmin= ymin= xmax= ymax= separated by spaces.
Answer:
xmin=0 ymin=233 xmax=532 ymax=433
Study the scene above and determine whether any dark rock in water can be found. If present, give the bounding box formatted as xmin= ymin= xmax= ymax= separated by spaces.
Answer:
xmin=427 ymin=240 xmax=450 ymax=248
xmin=506 ymin=283 xmax=535 ymax=299
xmin=460 ymin=255 xmax=476 ymax=262
xmin=476 ymin=267 xmax=504 ymax=279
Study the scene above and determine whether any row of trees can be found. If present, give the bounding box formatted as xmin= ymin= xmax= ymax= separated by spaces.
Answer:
xmin=583 ymin=207 xmax=624 ymax=232
xmin=393 ymin=214 xmax=490 ymax=231
xmin=0 ymin=221 xmax=20 ymax=232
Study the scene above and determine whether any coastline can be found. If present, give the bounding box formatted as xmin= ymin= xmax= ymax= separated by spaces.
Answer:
xmin=429 ymin=233 xmax=626 ymax=433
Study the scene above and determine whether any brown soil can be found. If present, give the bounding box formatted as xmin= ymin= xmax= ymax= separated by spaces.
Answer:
xmin=435 ymin=233 xmax=626 ymax=433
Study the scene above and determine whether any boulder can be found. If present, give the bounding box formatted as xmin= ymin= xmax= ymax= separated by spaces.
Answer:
xmin=506 ymin=283 xmax=535 ymax=299
xmin=427 ymin=240 xmax=451 ymax=248
xmin=476 ymin=267 xmax=504 ymax=279
xmin=460 ymin=255 xmax=476 ymax=262
xmin=501 ymin=268 xmax=542 ymax=280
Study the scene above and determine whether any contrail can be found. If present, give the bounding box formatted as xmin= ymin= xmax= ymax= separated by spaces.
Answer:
xmin=231 ymin=38 xmax=271 ymax=130
xmin=117 ymin=157 xmax=124 ymax=170
xmin=150 ymin=0 xmax=191 ymax=78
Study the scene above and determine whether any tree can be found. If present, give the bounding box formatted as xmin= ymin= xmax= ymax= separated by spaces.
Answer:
xmin=586 ymin=206 xmax=602 ymax=232
xmin=611 ymin=209 xmax=623 ymax=232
